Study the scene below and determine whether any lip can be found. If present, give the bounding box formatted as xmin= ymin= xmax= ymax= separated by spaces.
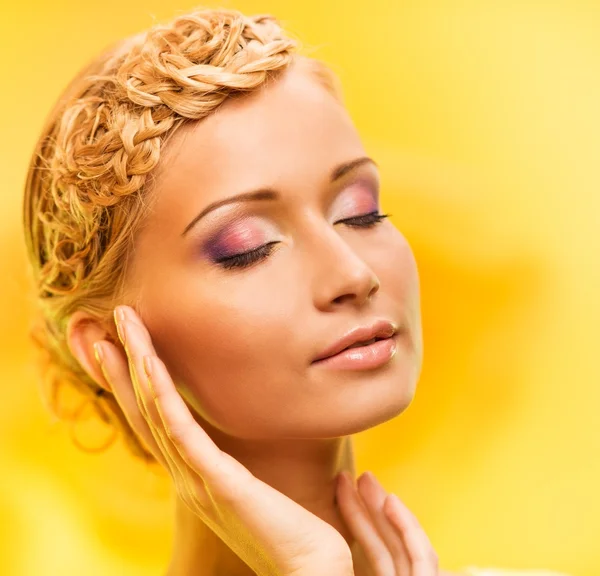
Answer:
xmin=311 ymin=335 xmax=399 ymax=371
xmin=312 ymin=319 xmax=399 ymax=364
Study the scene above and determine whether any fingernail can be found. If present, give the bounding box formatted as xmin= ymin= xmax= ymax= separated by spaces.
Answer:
xmin=387 ymin=493 xmax=401 ymax=508
xmin=143 ymin=355 xmax=156 ymax=398
xmin=114 ymin=307 xmax=126 ymax=345
xmin=338 ymin=471 xmax=352 ymax=487
xmin=115 ymin=306 xmax=127 ymax=323
xmin=93 ymin=342 xmax=104 ymax=365
xmin=143 ymin=355 xmax=153 ymax=378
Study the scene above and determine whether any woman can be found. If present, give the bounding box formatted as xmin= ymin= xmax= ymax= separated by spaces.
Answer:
xmin=22 ymin=7 xmax=571 ymax=576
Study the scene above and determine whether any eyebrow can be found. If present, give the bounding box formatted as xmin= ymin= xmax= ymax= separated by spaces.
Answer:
xmin=181 ymin=156 xmax=377 ymax=237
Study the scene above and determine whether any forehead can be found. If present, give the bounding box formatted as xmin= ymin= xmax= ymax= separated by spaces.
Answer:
xmin=151 ymin=65 xmax=365 ymax=205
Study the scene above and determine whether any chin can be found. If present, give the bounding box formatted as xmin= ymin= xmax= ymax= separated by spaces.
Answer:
xmin=342 ymin=378 xmax=417 ymax=435
xmin=293 ymin=366 xmax=420 ymax=439
xmin=344 ymin=351 xmax=421 ymax=429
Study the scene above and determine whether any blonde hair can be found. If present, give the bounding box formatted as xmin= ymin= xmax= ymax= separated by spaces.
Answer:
xmin=22 ymin=6 xmax=341 ymax=462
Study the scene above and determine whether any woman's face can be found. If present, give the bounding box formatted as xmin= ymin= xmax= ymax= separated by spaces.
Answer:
xmin=125 ymin=63 xmax=423 ymax=440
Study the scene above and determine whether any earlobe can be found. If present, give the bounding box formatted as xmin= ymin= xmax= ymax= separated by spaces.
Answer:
xmin=66 ymin=311 xmax=114 ymax=393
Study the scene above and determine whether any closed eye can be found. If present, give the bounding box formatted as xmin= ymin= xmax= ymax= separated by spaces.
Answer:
xmin=335 ymin=211 xmax=390 ymax=228
xmin=213 ymin=212 xmax=391 ymax=271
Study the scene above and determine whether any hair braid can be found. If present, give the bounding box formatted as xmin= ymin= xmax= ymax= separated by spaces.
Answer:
xmin=22 ymin=6 xmax=339 ymax=461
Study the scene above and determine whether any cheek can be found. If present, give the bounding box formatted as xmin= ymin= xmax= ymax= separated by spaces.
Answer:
xmin=375 ymin=230 xmax=422 ymax=349
xmin=376 ymin=230 xmax=420 ymax=304
xmin=141 ymin=282 xmax=299 ymax=435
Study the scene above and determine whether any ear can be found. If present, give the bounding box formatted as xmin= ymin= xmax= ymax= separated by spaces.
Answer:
xmin=66 ymin=310 xmax=117 ymax=393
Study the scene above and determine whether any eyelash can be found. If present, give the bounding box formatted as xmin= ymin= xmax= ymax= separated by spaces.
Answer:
xmin=214 ymin=211 xmax=391 ymax=270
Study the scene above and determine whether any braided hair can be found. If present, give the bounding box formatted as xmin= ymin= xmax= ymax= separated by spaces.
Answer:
xmin=22 ymin=7 xmax=339 ymax=461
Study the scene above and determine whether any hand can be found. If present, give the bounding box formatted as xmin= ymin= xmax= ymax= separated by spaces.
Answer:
xmin=93 ymin=305 xmax=353 ymax=576
xmin=336 ymin=470 xmax=439 ymax=576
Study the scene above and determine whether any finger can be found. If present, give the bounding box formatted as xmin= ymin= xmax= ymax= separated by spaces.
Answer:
xmin=383 ymin=493 xmax=439 ymax=574
xmin=142 ymin=353 xmax=239 ymax=487
xmin=119 ymin=307 xmax=255 ymax=508
xmin=93 ymin=339 xmax=167 ymax=469
xmin=336 ymin=471 xmax=395 ymax=576
xmin=356 ymin=472 xmax=411 ymax=576
xmin=118 ymin=307 xmax=250 ymax=505
xmin=115 ymin=307 xmax=193 ymax=483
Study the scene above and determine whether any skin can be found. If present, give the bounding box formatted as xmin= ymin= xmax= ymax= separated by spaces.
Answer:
xmin=67 ymin=61 xmax=463 ymax=575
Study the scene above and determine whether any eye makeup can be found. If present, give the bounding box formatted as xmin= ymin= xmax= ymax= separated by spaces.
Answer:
xmin=203 ymin=215 xmax=277 ymax=262
xmin=196 ymin=171 xmax=385 ymax=271
xmin=331 ymin=177 xmax=380 ymax=221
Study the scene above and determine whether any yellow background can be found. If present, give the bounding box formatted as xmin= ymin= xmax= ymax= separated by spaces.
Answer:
xmin=1 ymin=0 xmax=598 ymax=574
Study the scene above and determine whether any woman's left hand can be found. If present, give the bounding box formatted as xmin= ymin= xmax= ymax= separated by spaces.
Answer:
xmin=336 ymin=470 xmax=440 ymax=576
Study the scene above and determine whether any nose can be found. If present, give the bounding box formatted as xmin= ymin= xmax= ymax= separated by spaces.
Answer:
xmin=308 ymin=226 xmax=381 ymax=311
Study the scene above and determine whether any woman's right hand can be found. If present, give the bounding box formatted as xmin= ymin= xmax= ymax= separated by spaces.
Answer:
xmin=92 ymin=305 xmax=354 ymax=576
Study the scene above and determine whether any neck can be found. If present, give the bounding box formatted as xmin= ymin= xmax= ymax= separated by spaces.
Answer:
xmin=165 ymin=434 xmax=357 ymax=576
